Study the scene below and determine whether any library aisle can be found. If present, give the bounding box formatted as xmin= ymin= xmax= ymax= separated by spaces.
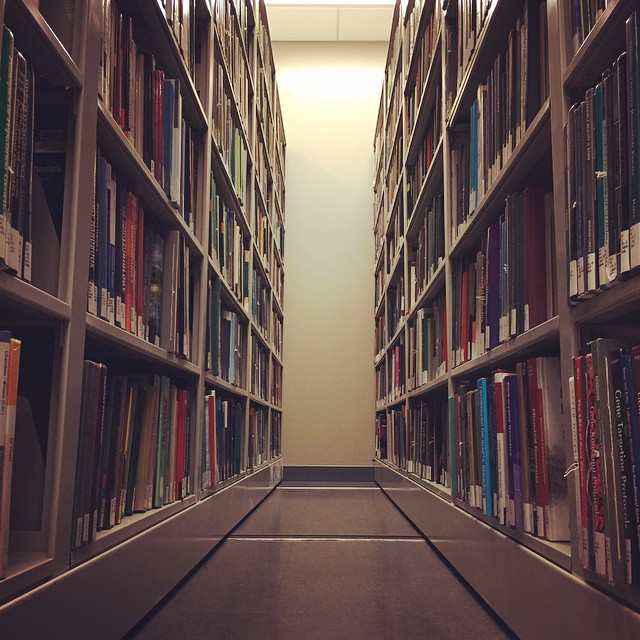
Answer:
xmin=126 ymin=485 xmax=516 ymax=639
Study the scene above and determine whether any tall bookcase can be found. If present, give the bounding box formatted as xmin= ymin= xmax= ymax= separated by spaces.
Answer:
xmin=0 ymin=0 xmax=285 ymax=636
xmin=374 ymin=1 xmax=640 ymax=638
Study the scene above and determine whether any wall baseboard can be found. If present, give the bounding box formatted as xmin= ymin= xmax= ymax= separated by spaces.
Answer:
xmin=283 ymin=465 xmax=374 ymax=484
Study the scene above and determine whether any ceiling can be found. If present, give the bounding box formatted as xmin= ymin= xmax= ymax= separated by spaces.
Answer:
xmin=265 ymin=3 xmax=395 ymax=41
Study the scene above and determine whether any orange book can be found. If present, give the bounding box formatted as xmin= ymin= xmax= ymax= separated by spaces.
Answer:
xmin=0 ymin=338 xmax=21 ymax=578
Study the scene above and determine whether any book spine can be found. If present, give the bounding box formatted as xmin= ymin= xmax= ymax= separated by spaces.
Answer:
xmin=0 ymin=337 xmax=20 ymax=577
xmin=0 ymin=27 xmax=14 ymax=269
xmin=627 ymin=12 xmax=640 ymax=269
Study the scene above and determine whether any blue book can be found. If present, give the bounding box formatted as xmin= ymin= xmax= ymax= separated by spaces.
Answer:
xmin=477 ymin=377 xmax=493 ymax=517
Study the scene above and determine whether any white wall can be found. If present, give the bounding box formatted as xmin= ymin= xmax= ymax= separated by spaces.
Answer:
xmin=273 ymin=41 xmax=387 ymax=466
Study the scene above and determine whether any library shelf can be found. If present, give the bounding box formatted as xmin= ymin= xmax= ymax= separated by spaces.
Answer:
xmin=372 ymin=0 xmax=640 ymax=632
xmin=375 ymin=458 xmax=639 ymax=640
xmin=562 ymin=0 xmax=637 ymax=89
xmin=0 ymin=274 xmax=70 ymax=321
xmin=0 ymin=0 xmax=285 ymax=632
xmin=4 ymin=0 xmax=82 ymax=88
xmin=0 ymin=459 xmax=282 ymax=640
xmin=450 ymin=315 xmax=560 ymax=379
xmin=449 ymin=99 xmax=551 ymax=257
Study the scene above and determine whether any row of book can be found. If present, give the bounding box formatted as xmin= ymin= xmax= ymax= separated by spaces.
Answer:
xmin=214 ymin=0 xmax=251 ymax=129
xmin=405 ymin=0 xmax=441 ymax=139
xmin=385 ymin=50 xmax=402 ymax=152
xmin=407 ymin=293 xmax=447 ymax=391
xmin=254 ymin=204 xmax=272 ymax=268
xmin=406 ymin=85 xmax=442 ymax=217
xmin=90 ymin=152 xmax=192 ymax=359
xmin=273 ymin=314 xmax=283 ymax=359
xmin=251 ymin=338 xmax=269 ymax=401
xmin=569 ymin=0 xmax=608 ymax=57
xmin=453 ymin=0 xmax=548 ymax=237
xmin=271 ymin=361 xmax=282 ymax=407
xmin=0 ymin=332 xmax=21 ymax=578
xmin=252 ymin=267 xmax=271 ymax=338
xmin=72 ymin=362 xmax=192 ymax=550
xmin=445 ymin=0 xmax=490 ymax=116
xmin=206 ymin=275 xmax=246 ymax=386
xmin=271 ymin=410 xmax=282 ymax=459
xmin=566 ymin=11 xmax=640 ymax=299
xmin=271 ymin=242 xmax=284 ymax=304
xmin=386 ymin=198 xmax=403 ymax=275
xmin=375 ymin=411 xmax=387 ymax=459
xmin=201 ymin=389 xmax=243 ymax=487
xmin=248 ymin=404 xmax=269 ymax=471
xmin=159 ymin=0 xmax=199 ymax=80
xmin=384 ymin=337 xmax=406 ymax=405
xmin=256 ymin=65 xmax=274 ymax=162
xmin=375 ymin=313 xmax=385 ymax=362
xmin=99 ymin=5 xmax=196 ymax=228
xmin=386 ymin=134 xmax=403 ymax=217
xmin=0 ymin=28 xmax=34 ymax=282
xmin=386 ymin=398 xmax=450 ymax=487
xmin=209 ymin=177 xmax=250 ymax=306
xmin=451 ymin=188 xmax=554 ymax=368
xmin=451 ymin=356 xmax=569 ymax=541
xmin=374 ymin=266 xmax=384 ymax=311
xmin=408 ymin=193 xmax=445 ymax=307
xmin=212 ymin=56 xmax=249 ymax=206
xmin=255 ymin=134 xmax=270 ymax=206
xmin=386 ymin=274 xmax=405 ymax=343
xmin=570 ymin=338 xmax=640 ymax=585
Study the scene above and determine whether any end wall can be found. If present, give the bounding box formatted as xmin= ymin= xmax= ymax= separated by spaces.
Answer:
xmin=272 ymin=41 xmax=386 ymax=467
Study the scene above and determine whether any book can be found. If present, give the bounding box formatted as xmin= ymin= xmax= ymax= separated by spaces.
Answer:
xmin=0 ymin=331 xmax=12 ymax=577
xmin=610 ymin=348 xmax=637 ymax=583
xmin=535 ymin=357 xmax=569 ymax=541
xmin=627 ymin=11 xmax=640 ymax=269
xmin=477 ymin=376 xmax=493 ymax=517
xmin=0 ymin=26 xmax=13 ymax=271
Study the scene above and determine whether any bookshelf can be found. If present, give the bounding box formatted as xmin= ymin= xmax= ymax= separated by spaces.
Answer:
xmin=374 ymin=0 xmax=640 ymax=637
xmin=0 ymin=0 xmax=285 ymax=636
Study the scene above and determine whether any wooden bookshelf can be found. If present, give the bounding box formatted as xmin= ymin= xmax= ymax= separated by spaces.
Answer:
xmin=0 ymin=0 xmax=285 ymax=634
xmin=374 ymin=0 xmax=640 ymax=635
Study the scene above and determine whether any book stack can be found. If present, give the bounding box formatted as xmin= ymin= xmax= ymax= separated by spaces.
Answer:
xmin=451 ymin=357 xmax=569 ymax=541
xmin=0 ymin=29 xmax=34 ymax=283
xmin=451 ymin=188 xmax=554 ymax=367
xmin=566 ymin=10 xmax=640 ymax=299
xmin=71 ymin=362 xmax=192 ymax=550
xmin=99 ymin=3 xmax=196 ymax=229
xmin=571 ymin=339 xmax=640 ymax=586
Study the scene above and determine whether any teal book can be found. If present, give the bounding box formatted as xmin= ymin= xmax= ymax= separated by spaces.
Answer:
xmin=477 ymin=376 xmax=493 ymax=517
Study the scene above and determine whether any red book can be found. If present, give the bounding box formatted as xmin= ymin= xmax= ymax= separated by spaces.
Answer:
xmin=523 ymin=187 xmax=547 ymax=330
